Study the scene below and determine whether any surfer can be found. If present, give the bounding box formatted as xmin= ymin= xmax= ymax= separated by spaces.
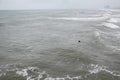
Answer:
xmin=78 ymin=40 xmax=81 ymax=43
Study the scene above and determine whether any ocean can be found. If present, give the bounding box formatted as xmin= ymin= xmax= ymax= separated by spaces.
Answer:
xmin=0 ymin=9 xmax=120 ymax=80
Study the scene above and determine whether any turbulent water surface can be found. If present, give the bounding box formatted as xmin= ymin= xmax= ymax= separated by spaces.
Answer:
xmin=0 ymin=9 xmax=120 ymax=80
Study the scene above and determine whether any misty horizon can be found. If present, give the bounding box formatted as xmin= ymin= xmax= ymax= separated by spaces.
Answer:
xmin=0 ymin=0 xmax=120 ymax=10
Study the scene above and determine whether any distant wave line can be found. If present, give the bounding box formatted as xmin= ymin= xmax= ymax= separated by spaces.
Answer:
xmin=49 ymin=14 xmax=111 ymax=21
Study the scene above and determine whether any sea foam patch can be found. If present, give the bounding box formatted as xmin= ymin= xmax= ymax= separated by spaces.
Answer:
xmin=102 ymin=22 xmax=119 ymax=29
xmin=0 ymin=64 xmax=120 ymax=80
xmin=89 ymin=64 xmax=120 ymax=76
xmin=107 ymin=18 xmax=118 ymax=23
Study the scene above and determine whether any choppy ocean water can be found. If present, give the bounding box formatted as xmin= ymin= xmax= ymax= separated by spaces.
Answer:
xmin=0 ymin=9 xmax=120 ymax=80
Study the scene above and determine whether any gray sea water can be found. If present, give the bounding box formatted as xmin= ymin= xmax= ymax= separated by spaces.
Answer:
xmin=0 ymin=9 xmax=120 ymax=80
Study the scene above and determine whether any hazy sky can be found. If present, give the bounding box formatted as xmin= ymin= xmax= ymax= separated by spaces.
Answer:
xmin=0 ymin=0 xmax=119 ymax=10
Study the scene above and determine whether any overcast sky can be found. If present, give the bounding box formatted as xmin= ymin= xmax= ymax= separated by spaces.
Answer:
xmin=0 ymin=0 xmax=120 ymax=10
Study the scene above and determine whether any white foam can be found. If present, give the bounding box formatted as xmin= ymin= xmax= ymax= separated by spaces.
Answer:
xmin=44 ymin=75 xmax=81 ymax=80
xmin=107 ymin=18 xmax=118 ymax=23
xmin=27 ymin=77 xmax=34 ymax=80
xmin=94 ymin=31 xmax=103 ymax=42
xmin=27 ymin=67 xmax=39 ymax=71
xmin=0 ymin=64 xmax=120 ymax=80
xmin=89 ymin=64 xmax=120 ymax=76
xmin=15 ymin=68 xmax=82 ymax=80
xmin=16 ymin=69 xmax=28 ymax=77
xmin=54 ymin=17 xmax=109 ymax=21
xmin=94 ymin=31 xmax=101 ymax=37
xmin=89 ymin=64 xmax=106 ymax=74
xmin=102 ymin=13 xmax=111 ymax=18
xmin=114 ymin=18 xmax=120 ymax=22
xmin=102 ymin=22 xmax=119 ymax=29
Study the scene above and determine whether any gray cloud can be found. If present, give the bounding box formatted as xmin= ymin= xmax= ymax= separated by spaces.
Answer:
xmin=0 ymin=0 xmax=119 ymax=10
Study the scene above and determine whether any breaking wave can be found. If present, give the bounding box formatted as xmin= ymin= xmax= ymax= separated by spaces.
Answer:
xmin=101 ymin=22 xmax=119 ymax=29
xmin=0 ymin=64 xmax=120 ymax=80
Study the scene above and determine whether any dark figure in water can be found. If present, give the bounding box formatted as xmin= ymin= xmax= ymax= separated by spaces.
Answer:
xmin=78 ymin=40 xmax=81 ymax=43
